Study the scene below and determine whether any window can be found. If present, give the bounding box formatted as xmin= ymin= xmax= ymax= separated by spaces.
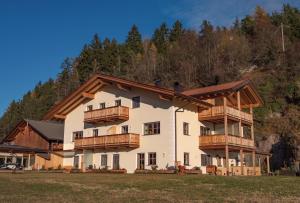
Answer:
xmin=115 ymin=99 xmax=121 ymax=106
xmin=72 ymin=131 xmax=83 ymax=141
xmin=183 ymin=122 xmax=189 ymax=135
xmin=184 ymin=153 xmax=189 ymax=166
xmin=99 ymin=103 xmax=106 ymax=109
xmin=93 ymin=129 xmax=98 ymax=137
xmin=132 ymin=96 xmax=140 ymax=108
xmin=148 ymin=152 xmax=156 ymax=165
xmin=201 ymin=154 xmax=212 ymax=166
xmin=144 ymin=122 xmax=160 ymax=135
xmin=200 ymin=126 xmax=211 ymax=136
xmin=121 ymin=125 xmax=128 ymax=134
xmin=86 ymin=105 xmax=93 ymax=111
xmin=101 ymin=154 xmax=107 ymax=167
xmin=216 ymin=155 xmax=222 ymax=167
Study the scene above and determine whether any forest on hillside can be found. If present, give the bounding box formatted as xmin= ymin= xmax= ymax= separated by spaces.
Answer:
xmin=0 ymin=5 xmax=299 ymax=170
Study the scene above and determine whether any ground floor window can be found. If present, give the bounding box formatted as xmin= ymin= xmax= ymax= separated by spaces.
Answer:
xmin=148 ymin=152 xmax=156 ymax=165
xmin=137 ymin=153 xmax=145 ymax=170
xmin=74 ymin=156 xmax=79 ymax=169
xmin=184 ymin=153 xmax=190 ymax=166
xmin=0 ymin=157 xmax=5 ymax=165
xmin=201 ymin=154 xmax=212 ymax=166
xmin=216 ymin=155 xmax=222 ymax=167
xmin=113 ymin=154 xmax=120 ymax=170
xmin=101 ymin=154 xmax=108 ymax=167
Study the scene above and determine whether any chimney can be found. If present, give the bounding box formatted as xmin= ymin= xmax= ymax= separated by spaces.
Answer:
xmin=173 ymin=82 xmax=183 ymax=93
xmin=154 ymin=79 xmax=162 ymax=87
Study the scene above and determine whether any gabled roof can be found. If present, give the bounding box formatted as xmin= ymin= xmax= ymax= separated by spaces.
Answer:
xmin=2 ymin=119 xmax=64 ymax=143
xmin=43 ymin=74 xmax=212 ymax=120
xmin=25 ymin=119 xmax=64 ymax=141
xmin=183 ymin=80 xmax=247 ymax=96
xmin=182 ymin=79 xmax=263 ymax=107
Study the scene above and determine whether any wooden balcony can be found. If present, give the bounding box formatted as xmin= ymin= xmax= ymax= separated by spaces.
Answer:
xmin=74 ymin=133 xmax=140 ymax=150
xmin=198 ymin=106 xmax=253 ymax=124
xmin=199 ymin=134 xmax=255 ymax=150
xmin=84 ymin=106 xmax=129 ymax=123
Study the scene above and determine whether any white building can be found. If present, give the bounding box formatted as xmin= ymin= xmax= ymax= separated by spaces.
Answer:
xmin=43 ymin=74 xmax=268 ymax=175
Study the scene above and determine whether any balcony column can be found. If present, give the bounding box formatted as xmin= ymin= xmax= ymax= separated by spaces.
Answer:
xmin=266 ymin=155 xmax=270 ymax=174
xmin=250 ymin=105 xmax=254 ymax=140
xmin=237 ymin=91 xmax=243 ymax=138
xmin=240 ymin=149 xmax=244 ymax=175
xmin=252 ymin=150 xmax=256 ymax=175
xmin=224 ymin=96 xmax=229 ymax=175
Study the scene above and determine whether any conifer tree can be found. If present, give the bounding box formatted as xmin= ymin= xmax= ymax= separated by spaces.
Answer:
xmin=169 ymin=20 xmax=184 ymax=42
xmin=125 ymin=25 xmax=143 ymax=54
xmin=152 ymin=23 xmax=169 ymax=54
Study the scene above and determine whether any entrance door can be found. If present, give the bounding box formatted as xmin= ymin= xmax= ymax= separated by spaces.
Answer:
xmin=137 ymin=153 xmax=145 ymax=170
xmin=113 ymin=154 xmax=120 ymax=170
xmin=74 ymin=156 xmax=79 ymax=169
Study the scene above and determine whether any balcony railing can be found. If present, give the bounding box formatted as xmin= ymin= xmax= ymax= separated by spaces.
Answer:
xmin=84 ymin=106 xmax=129 ymax=123
xmin=74 ymin=133 xmax=140 ymax=150
xmin=199 ymin=134 xmax=255 ymax=149
xmin=198 ymin=106 xmax=253 ymax=124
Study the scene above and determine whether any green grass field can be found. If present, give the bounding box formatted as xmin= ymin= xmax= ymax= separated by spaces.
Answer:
xmin=0 ymin=173 xmax=299 ymax=202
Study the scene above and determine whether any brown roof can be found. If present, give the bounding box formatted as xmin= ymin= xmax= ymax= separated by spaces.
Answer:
xmin=43 ymin=74 xmax=211 ymax=120
xmin=2 ymin=119 xmax=64 ymax=143
xmin=182 ymin=80 xmax=248 ymax=96
xmin=182 ymin=79 xmax=263 ymax=106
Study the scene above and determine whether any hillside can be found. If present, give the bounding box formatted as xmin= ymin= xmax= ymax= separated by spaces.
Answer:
xmin=0 ymin=4 xmax=299 ymax=170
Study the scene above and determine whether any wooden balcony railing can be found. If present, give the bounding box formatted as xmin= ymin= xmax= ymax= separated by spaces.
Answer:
xmin=74 ymin=133 xmax=140 ymax=150
xmin=84 ymin=106 xmax=129 ymax=123
xmin=51 ymin=143 xmax=63 ymax=151
xmin=199 ymin=134 xmax=255 ymax=149
xmin=198 ymin=106 xmax=253 ymax=124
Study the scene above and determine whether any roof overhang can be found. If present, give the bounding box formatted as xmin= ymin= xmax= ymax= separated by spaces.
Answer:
xmin=183 ymin=80 xmax=263 ymax=108
xmin=43 ymin=74 xmax=212 ymax=120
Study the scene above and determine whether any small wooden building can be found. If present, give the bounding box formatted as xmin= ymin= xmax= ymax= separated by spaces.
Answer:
xmin=0 ymin=119 xmax=64 ymax=170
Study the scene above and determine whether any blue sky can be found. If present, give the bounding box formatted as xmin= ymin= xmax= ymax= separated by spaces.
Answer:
xmin=0 ymin=0 xmax=300 ymax=116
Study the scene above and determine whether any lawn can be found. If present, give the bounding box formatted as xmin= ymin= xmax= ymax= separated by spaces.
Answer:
xmin=0 ymin=173 xmax=299 ymax=203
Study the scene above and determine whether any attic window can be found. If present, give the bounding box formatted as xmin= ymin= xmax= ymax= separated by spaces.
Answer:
xmin=86 ymin=105 xmax=93 ymax=111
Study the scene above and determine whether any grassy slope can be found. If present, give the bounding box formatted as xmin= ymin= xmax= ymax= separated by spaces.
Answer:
xmin=0 ymin=173 xmax=299 ymax=202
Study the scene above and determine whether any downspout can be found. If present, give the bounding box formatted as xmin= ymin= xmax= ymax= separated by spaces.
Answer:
xmin=174 ymin=102 xmax=190 ymax=168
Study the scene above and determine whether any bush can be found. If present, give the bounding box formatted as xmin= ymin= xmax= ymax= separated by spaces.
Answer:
xmin=151 ymin=165 xmax=158 ymax=171
xmin=57 ymin=164 xmax=62 ymax=170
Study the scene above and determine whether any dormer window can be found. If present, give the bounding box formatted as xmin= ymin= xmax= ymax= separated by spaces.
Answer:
xmin=99 ymin=103 xmax=106 ymax=109
xmin=86 ymin=105 xmax=93 ymax=111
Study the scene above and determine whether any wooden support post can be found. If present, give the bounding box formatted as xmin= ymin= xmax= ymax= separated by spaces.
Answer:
xmin=224 ymin=97 xmax=229 ymax=175
xmin=240 ymin=149 xmax=244 ymax=175
xmin=266 ymin=155 xmax=270 ymax=174
xmin=250 ymin=105 xmax=254 ymax=140
xmin=28 ymin=154 xmax=31 ymax=169
xmin=252 ymin=151 xmax=256 ymax=175
xmin=237 ymin=91 xmax=243 ymax=138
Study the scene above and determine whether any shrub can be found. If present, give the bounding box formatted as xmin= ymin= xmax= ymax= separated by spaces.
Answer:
xmin=151 ymin=165 xmax=158 ymax=171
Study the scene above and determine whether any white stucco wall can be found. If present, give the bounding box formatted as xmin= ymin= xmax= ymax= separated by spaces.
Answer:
xmin=63 ymin=85 xmax=175 ymax=172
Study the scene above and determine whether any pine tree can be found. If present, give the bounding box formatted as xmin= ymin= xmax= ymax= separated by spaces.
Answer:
xmin=169 ymin=20 xmax=184 ymax=42
xmin=125 ymin=25 xmax=143 ymax=54
xmin=152 ymin=23 xmax=169 ymax=54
